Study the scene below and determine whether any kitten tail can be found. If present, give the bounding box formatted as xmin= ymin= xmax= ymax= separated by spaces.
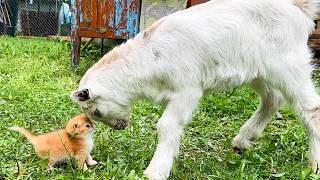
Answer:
xmin=9 ymin=127 xmax=36 ymax=144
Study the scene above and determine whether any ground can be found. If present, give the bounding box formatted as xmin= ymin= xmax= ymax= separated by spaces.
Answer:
xmin=1 ymin=36 xmax=320 ymax=179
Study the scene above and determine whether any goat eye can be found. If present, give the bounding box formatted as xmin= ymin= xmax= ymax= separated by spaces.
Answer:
xmin=94 ymin=109 xmax=102 ymax=118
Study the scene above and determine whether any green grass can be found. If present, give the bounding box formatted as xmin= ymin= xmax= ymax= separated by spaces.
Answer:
xmin=1 ymin=36 xmax=320 ymax=179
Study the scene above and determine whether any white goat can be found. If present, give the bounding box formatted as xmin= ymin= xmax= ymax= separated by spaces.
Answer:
xmin=71 ymin=0 xmax=320 ymax=179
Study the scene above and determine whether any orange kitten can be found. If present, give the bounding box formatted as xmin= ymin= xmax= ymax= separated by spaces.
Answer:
xmin=9 ymin=114 xmax=97 ymax=170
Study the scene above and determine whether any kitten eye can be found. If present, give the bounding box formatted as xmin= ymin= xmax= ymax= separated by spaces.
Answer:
xmin=94 ymin=109 xmax=102 ymax=118
xmin=86 ymin=124 xmax=91 ymax=128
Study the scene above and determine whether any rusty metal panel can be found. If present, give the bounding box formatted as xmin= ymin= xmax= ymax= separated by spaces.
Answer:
xmin=71 ymin=0 xmax=140 ymax=65
xmin=79 ymin=0 xmax=98 ymax=28
xmin=74 ymin=0 xmax=139 ymax=39
xmin=99 ymin=0 xmax=139 ymax=39
xmin=99 ymin=0 xmax=114 ymax=35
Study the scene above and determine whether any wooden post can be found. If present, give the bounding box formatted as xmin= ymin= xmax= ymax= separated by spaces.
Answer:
xmin=7 ymin=0 xmax=18 ymax=36
xmin=71 ymin=0 xmax=80 ymax=67
xmin=187 ymin=0 xmax=209 ymax=8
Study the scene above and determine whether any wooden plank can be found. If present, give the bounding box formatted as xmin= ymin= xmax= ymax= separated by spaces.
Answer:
xmin=187 ymin=0 xmax=209 ymax=8
xmin=71 ymin=0 xmax=81 ymax=66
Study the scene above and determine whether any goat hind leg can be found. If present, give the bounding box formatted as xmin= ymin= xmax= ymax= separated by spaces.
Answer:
xmin=232 ymin=80 xmax=284 ymax=152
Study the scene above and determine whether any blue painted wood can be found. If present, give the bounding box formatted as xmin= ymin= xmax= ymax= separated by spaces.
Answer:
xmin=114 ymin=0 xmax=127 ymax=37
xmin=109 ymin=0 xmax=139 ymax=39
xmin=71 ymin=0 xmax=78 ymax=33
xmin=115 ymin=0 xmax=123 ymax=27
xmin=126 ymin=0 xmax=139 ymax=38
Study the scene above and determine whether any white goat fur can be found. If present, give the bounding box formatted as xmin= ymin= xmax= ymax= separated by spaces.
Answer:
xmin=71 ymin=0 xmax=320 ymax=179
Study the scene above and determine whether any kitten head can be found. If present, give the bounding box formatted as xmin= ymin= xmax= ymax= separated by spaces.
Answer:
xmin=66 ymin=114 xmax=94 ymax=139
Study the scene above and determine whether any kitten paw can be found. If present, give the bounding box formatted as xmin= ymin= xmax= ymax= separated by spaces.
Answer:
xmin=82 ymin=164 xmax=88 ymax=171
xmin=87 ymin=160 xmax=98 ymax=166
xmin=47 ymin=165 xmax=55 ymax=170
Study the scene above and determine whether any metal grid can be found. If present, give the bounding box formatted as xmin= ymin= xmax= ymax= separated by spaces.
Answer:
xmin=0 ymin=0 xmax=71 ymax=36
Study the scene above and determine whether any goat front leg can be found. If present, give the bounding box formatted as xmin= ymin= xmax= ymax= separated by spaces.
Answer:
xmin=144 ymin=88 xmax=202 ymax=180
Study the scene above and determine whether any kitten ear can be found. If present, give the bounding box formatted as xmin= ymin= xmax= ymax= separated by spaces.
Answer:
xmin=71 ymin=88 xmax=94 ymax=102
xmin=68 ymin=123 xmax=79 ymax=138
xmin=73 ymin=123 xmax=80 ymax=129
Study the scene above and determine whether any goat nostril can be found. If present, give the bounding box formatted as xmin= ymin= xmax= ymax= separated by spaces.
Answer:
xmin=115 ymin=119 xmax=127 ymax=130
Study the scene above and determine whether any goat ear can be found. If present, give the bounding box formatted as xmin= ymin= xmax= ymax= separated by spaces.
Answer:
xmin=71 ymin=88 xmax=91 ymax=102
